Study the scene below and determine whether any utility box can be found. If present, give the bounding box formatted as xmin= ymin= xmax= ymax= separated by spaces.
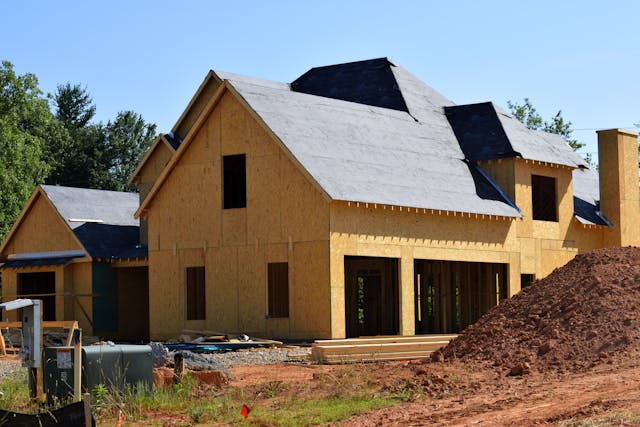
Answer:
xmin=43 ymin=344 xmax=152 ymax=401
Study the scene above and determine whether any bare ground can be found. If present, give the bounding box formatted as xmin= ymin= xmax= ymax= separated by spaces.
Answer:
xmin=229 ymin=357 xmax=640 ymax=426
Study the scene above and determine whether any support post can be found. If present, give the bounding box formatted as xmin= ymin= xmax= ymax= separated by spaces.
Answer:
xmin=73 ymin=328 xmax=82 ymax=402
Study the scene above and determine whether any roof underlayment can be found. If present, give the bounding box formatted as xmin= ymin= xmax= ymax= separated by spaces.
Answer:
xmin=216 ymin=58 xmax=600 ymax=220
xmin=40 ymin=185 xmax=146 ymax=259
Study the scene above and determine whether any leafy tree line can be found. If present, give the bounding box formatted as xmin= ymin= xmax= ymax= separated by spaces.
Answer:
xmin=507 ymin=98 xmax=581 ymax=150
xmin=0 ymin=60 xmax=156 ymax=240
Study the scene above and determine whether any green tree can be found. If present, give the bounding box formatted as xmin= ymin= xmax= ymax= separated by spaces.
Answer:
xmin=0 ymin=61 xmax=53 ymax=240
xmin=55 ymin=83 xmax=96 ymax=129
xmin=47 ymin=85 xmax=156 ymax=190
xmin=45 ymin=83 xmax=98 ymax=187
xmin=92 ymin=111 xmax=156 ymax=191
xmin=507 ymin=98 xmax=583 ymax=151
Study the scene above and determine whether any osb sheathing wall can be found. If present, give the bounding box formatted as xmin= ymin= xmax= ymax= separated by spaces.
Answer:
xmin=597 ymin=129 xmax=640 ymax=247
xmin=146 ymin=91 xmax=331 ymax=340
xmin=137 ymin=141 xmax=174 ymax=203
xmin=1 ymin=264 xmax=93 ymax=333
xmin=0 ymin=193 xmax=94 ymax=333
xmin=481 ymin=158 xmax=606 ymax=274
xmin=136 ymin=141 xmax=174 ymax=244
xmin=1 ymin=193 xmax=82 ymax=255
xmin=328 ymin=157 xmax=609 ymax=338
xmin=329 ymin=203 xmax=520 ymax=338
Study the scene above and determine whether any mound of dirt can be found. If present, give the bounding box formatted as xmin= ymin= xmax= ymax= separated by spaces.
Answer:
xmin=433 ymin=246 xmax=640 ymax=374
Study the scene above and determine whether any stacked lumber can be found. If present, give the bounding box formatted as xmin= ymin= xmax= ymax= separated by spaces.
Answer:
xmin=311 ymin=335 xmax=456 ymax=363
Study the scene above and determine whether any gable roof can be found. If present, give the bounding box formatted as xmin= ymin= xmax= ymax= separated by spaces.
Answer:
xmin=1 ymin=185 xmax=144 ymax=260
xmin=40 ymin=185 xmax=144 ymax=259
xmin=40 ymin=185 xmax=138 ymax=229
xmin=226 ymin=73 xmax=520 ymax=217
xmin=138 ymin=58 xmax=596 ymax=221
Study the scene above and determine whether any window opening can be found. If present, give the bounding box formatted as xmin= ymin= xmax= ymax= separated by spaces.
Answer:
xmin=223 ymin=154 xmax=246 ymax=209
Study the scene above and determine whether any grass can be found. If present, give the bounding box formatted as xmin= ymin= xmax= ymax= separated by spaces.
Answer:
xmin=0 ymin=367 xmax=31 ymax=412
xmin=0 ymin=364 xmax=405 ymax=426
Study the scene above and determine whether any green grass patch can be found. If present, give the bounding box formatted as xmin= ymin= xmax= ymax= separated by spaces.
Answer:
xmin=248 ymin=395 xmax=401 ymax=426
xmin=0 ymin=367 xmax=33 ymax=412
xmin=2 ymin=367 xmax=405 ymax=426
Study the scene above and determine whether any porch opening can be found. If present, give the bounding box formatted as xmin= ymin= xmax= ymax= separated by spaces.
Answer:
xmin=18 ymin=272 xmax=56 ymax=321
xmin=414 ymin=260 xmax=508 ymax=334
xmin=344 ymin=256 xmax=399 ymax=338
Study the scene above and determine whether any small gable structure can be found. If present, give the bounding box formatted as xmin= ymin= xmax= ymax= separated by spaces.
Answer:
xmin=0 ymin=186 xmax=149 ymax=340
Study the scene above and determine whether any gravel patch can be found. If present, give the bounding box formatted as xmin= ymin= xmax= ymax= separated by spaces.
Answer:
xmin=169 ymin=346 xmax=312 ymax=371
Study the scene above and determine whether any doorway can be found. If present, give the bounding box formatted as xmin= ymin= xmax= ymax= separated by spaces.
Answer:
xmin=344 ymin=257 xmax=399 ymax=338
xmin=17 ymin=272 xmax=56 ymax=321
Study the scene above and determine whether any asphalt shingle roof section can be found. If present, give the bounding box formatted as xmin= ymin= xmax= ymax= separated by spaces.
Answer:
xmin=222 ymin=73 xmax=521 ymax=217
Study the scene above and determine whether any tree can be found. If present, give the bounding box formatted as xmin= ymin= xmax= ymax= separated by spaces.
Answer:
xmin=93 ymin=111 xmax=156 ymax=191
xmin=47 ymin=85 xmax=157 ymax=190
xmin=0 ymin=61 xmax=53 ymax=240
xmin=507 ymin=98 xmax=583 ymax=151
xmin=45 ymin=84 xmax=98 ymax=187
xmin=55 ymin=83 xmax=96 ymax=130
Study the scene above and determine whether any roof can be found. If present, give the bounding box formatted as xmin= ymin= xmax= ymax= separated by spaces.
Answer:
xmin=445 ymin=102 xmax=587 ymax=168
xmin=0 ymin=256 xmax=77 ymax=269
xmin=40 ymin=185 xmax=144 ymax=259
xmin=41 ymin=185 xmax=139 ymax=229
xmin=572 ymin=168 xmax=612 ymax=226
xmin=223 ymin=67 xmax=520 ymax=217
xmin=139 ymin=58 xmax=595 ymax=221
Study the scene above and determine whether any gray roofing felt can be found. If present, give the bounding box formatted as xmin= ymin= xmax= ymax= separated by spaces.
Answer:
xmin=40 ymin=185 xmax=144 ymax=258
xmin=41 ymin=185 xmax=139 ymax=229
xmin=572 ymin=168 xmax=611 ymax=226
xmin=215 ymin=59 xmax=597 ymax=220
xmin=221 ymin=72 xmax=520 ymax=217
xmin=497 ymin=110 xmax=587 ymax=168
xmin=445 ymin=102 xmax=586 ymax=168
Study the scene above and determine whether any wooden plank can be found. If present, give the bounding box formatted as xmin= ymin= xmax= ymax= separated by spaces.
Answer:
xmin=312 ymin=342 xmax=450 ymax=356
xmin=317 ymin=351 xmax=437 ymax=363
xmin=314 ymin=335 xmax=457 ymax=346
xmin=0 ymin=320 xmax=78 ymax=330
xmin=0 ymin=330 xmax=5 ymax=357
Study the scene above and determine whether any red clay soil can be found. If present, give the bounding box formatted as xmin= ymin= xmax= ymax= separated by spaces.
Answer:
xmin=433 ymin=246 xmax=640 ymax=375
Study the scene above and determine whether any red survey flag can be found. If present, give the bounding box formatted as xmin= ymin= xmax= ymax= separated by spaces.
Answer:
xmin=241 ymin=404 xmax=251 ymax=419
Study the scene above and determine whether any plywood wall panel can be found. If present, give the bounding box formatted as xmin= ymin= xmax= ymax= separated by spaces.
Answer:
xmin=3 ymin=194 xmax=82 ymax=256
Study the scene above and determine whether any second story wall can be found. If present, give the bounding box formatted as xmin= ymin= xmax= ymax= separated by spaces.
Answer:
xmin=146 ymin=91 xmax=330 ymax=251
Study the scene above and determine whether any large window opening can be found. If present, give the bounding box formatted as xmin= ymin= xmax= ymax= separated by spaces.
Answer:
xmin=186 ymin=267 xmax=206 ymax=320
xmin=268 ymin=262 xmax=289 ymax=318
xmin=414 ymin=260 xmax=508 ymax=334
xmin=531 ymin=174 xmax=557 ymax=221
xmin=223 ymin=154 xmax=246 ymax=209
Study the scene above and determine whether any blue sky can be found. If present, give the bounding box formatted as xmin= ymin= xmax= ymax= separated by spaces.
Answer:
xmin=3 ymin=1 xmax=639 ymax=159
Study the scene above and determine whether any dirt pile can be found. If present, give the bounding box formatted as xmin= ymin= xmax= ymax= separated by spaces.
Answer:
xmin=433 ymin=246 xmax=640 ymax=374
